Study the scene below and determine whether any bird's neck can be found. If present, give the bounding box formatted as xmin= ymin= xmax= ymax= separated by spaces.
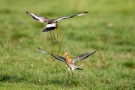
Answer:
xmin=65 ymin=55 xmax=70 ymax=59
xmin=65 ymin=55 xmax=72 ymax=64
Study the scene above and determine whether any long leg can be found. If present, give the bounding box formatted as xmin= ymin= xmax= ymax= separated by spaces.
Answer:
xmin=52 ymin=33 xmax=58 ymax=43
xmin=50 ymin=31 xmax=54 ymax=43
xmin=66 ymin=68 xmax=71 ymax=84
xmin=50 ymin=30 xmax=58 ymax=44
xmin=52 ymin=27 xmax=58 ymax=43
xmin=67 ymin=69 xmax=70 ymax=80
xmin=72 ymin=71 xmax=74 ymax=79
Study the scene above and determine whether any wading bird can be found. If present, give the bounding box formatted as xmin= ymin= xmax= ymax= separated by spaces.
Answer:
xmin=26 ymin=11 xmax=88 ymax=43
xmin=37 ymin=47 xmax=96 ymax=80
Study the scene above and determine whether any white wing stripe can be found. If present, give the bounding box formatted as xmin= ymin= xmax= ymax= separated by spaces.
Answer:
xmin=55 ymin=16 xmax=69 ymax=21
xmin=46 ymin=23 xmax=56 ymax=28
xmin=38 ymin=48 xmax=47 ymax=54
xmin=31 ymin=13 xmax=44 ymax=22
xmin=76 ymin=13 xmax=86 ymax=16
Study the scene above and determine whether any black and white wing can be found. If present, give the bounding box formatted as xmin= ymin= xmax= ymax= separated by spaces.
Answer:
xmin=72 ymin=50 xmax=96 ymax=63
xmin=37 ymin=47 xmax=66 ymax=62
xmin=26 ymin=11 xmax=49 ymax=23
xmin=55 ymin=11 xmax=88 ymax=22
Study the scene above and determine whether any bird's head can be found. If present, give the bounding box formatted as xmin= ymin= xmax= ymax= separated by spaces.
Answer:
xmin=64 ymin=51 xmax=69 ymax=56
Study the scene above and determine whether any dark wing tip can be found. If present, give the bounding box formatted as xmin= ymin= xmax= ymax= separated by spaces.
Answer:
xmin=37 ymin=47 xmax=43 ymax=51
xmin=89 ymin=50 xmax=97 ymax=55
xmin=76 ymin=11 xmax=89 ymax=16
xmin=37 ymin=47 xmax=48 ymax=54
xmin=91 ymin=50 xmax=97 ymax=53
xmin=79 ymin=11 xmax=88 ymax=14
xmin=37 ymin=47 xmax=41 ymax=50
xmin=83 ymin=11 xmax=89 ymax=14
xmin=26 ymin=11 xmax=31 ymax=15
xmin=26 ymin=11 xmax=29 ymax=14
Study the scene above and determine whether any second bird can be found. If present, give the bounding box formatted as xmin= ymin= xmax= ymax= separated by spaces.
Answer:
xmin=37 ymin=47 xmax=96 ymax=79
xmin=26 ymin=11 xmax=88 ymax=43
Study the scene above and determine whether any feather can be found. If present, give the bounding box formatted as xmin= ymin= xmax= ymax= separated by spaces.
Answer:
xmin=72 ymin=50 xmax=96 ymax=63
xmin=37 ymin=47 xmax=65 ymax=62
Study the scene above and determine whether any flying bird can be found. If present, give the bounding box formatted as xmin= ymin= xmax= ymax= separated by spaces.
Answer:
xmin=37 ymin=47 xmax=96 ymax=79
xmin=26 ymin=11 xmax=88 ymax=43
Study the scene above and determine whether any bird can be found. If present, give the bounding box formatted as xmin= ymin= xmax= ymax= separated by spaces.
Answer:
xmin=26 ymin=11 xmax=89 ymax=43
xmin=37 ymin=47 xmax=96 ymax=80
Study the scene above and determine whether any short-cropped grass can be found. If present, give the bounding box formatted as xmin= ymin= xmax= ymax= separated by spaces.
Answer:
xmin=0 ymin=0 xmax=135 ymax=90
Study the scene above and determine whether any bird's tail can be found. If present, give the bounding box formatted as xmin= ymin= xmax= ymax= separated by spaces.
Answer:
xmin=76 ymin=67 xmax=83 ymax=70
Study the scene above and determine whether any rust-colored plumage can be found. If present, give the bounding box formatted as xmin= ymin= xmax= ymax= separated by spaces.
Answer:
xmin=37 ymin=47 xmax=96 ymax=71
xmin=37 ymin=47 xmax=96 ymax=82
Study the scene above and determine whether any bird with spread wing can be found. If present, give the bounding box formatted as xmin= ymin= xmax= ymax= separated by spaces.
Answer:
xmin=37 ymin=47 xmax=96 ymax=79
xmin=26 ymin=11 xmax=88 ymax=43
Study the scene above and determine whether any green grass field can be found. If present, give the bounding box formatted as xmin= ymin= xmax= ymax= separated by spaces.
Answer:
xmin=0 ymin=0 xmax=135 ymax=89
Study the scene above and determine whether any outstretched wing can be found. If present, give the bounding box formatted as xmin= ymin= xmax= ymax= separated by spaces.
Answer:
xmin=26 ymin=11 xmax=49 ymax=23
xmin=37 ymin=47 xmax=65 ymax=62
xmin=55 ymin=11 xmax=88 ymax=21
xmin=72 ymin=50 xmax=96 ymax=63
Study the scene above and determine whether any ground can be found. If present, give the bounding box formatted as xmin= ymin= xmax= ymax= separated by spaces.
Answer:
xmin=0 ymin=0 xmax=135 ymax=90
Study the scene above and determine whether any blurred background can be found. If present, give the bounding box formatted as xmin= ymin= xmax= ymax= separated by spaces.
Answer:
xmin=0 ymin=0 xmax=135 ymax=89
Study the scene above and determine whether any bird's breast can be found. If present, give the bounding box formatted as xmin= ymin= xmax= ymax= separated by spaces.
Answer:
xmin=66 ymin=59 xmax=72 ymax=64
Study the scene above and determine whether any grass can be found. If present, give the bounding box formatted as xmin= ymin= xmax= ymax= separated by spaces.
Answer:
xmin=0 ymin=0 xmax=135 ymax=89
